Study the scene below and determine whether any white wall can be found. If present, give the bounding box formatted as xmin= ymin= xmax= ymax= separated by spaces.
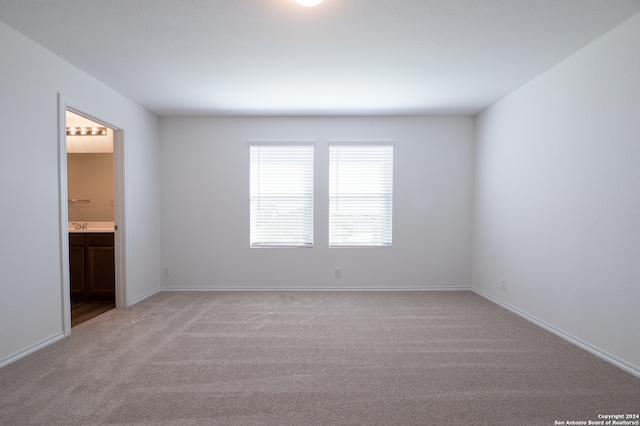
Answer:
xmin=0 ymin=21 xmax=162 ymax=366
xmin=161 ymin=116 xmax=474 ymax=290
xmin=473 ymin=14 xmax=640 ymax=374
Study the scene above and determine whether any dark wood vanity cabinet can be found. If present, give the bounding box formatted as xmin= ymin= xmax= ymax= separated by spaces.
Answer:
xmin=69 ymin=234 xmax=86 ymax=295
xmin=69 ymin=233 xmax=115 ymax=299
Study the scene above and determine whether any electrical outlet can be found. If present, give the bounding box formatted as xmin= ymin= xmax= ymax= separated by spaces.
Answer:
xmin=163 ymin=267 xmax=170 ymax=278
xmin=500 ymin=278 xmax=507 ymax=291
xmin=335 ymin=267 xmax=342 ymax=278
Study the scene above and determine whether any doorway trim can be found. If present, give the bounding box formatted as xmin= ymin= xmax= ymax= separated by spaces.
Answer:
xmin=57 ymin=94 xmax=127 ymax=336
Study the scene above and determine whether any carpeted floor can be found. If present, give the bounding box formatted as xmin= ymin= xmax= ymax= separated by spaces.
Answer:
xmin=1 ymin=291 xmax=638 ymax=425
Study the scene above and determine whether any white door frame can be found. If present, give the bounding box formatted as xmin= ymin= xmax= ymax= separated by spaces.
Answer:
xmin=57 ymin=94 xmax=127 ymax=336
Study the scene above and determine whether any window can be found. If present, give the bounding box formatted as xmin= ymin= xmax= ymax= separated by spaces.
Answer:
xmin=250 ymin=143 xmax=314 ymax=247
xmin=329 ymin=143 xmax=393 ymax=247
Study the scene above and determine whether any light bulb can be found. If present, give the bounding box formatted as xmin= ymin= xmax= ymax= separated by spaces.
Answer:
xmin=295 ymin=0 xmax=324 ymax=7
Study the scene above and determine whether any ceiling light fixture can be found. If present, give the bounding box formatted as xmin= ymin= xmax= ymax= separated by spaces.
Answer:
xmin=295 ymin=0 xmax=324 ymax=7
xmin=66 ymin=127 xmax=107 ymax=136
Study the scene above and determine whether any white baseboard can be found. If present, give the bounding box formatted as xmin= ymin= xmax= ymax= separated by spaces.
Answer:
xmin=0 ymin=332 xmax=65 ymax=369
xmin=161 ymin=286 xmax=472 ymax=292
xmin=472 ymin=288 xmax=640 ymax=379
xmin=128 ymin=287 xmax=162 ymax=306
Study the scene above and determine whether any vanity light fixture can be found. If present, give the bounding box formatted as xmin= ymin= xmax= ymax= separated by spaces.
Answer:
xmin=66 ymin=126 xmax=107 ymax=136
xmin=295 ymin=0 xmax=324 ymax=7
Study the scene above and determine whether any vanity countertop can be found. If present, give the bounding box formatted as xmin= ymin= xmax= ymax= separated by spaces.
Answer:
xmin=68 ymin=222 xmax=115 ymax=233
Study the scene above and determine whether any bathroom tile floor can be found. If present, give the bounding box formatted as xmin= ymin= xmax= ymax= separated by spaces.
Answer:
xmin=71 ymin=300 xmax=115 ymax=327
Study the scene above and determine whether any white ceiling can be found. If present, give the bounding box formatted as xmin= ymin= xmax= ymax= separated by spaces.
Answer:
xmin=1 ymin=0 xmax=639 ymax=116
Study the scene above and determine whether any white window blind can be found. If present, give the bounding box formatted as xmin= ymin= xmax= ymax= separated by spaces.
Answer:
xmin=329 ymin=143 xmax=393 ymax=247
xmin=250 ymin=143 xmax=314 ymax=247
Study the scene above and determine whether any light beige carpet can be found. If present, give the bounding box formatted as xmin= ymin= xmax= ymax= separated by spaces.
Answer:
xmin=1 ymin=291 xmax=638 ymax=425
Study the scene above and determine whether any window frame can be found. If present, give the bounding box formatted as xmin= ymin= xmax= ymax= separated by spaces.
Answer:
xmin=328 ymin=142 xmax=394 ymax=248
xmin=249 ymin=142 xmax=315 ymax=248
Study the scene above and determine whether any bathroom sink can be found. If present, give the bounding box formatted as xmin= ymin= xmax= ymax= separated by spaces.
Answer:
xmin=68 ymin=222 xmax=115 ymax=233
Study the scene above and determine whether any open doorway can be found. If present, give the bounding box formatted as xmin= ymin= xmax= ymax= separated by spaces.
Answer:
xmin=59 ymin=103 xmax=126 ymax=332
xmin=66 ymin=110 xmax=115 ymax=326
